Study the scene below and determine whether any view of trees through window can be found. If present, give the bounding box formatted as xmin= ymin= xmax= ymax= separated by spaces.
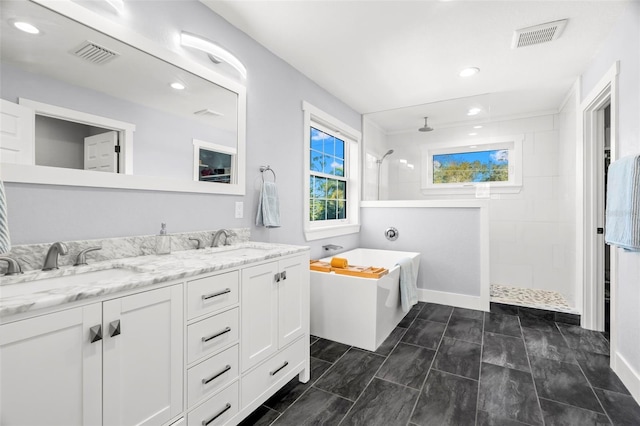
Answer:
xmin=310 ymin=127 xmax=347 ymax=221
xmin=433 ymin=149 xmax=509 ymax=183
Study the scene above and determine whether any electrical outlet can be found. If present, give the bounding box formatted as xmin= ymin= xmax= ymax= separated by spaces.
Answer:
xmin=235 ymin=201 xmax=243 ymax=219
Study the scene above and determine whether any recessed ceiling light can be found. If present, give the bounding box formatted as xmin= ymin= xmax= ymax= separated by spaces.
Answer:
xmin=407 ymin=164 xmax=415 ymax=170
xmin=170 ymin=82 xmax=185 ymax=90
xmin=400 ymin=159 xmax=408 ymax=164
xmin=470 ymin=145 xmax=478 ymax=148
xmin=459 ymin=67 xmax=480 ymax=77
xmin=14 ymin=21 xmax=40 ymax=34
xmin=473 ymin=125 xmax=483 ymax=129
xmin=467 ymin=108 xmax=481 ymax=116
xmin=468 ymin=133 xmax=478 ymax=136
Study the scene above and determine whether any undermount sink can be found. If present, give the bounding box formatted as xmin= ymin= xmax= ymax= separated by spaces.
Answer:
xmin=0 ymin=268 xmax=141 ymax=298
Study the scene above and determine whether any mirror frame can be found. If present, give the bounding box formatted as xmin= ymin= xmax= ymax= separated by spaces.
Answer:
xmin=0 ymin=0 xmax=247 ymax=195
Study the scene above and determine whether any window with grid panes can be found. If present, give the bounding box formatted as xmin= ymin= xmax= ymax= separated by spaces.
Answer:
xmin=309 ymin=126 xmax=347 ymax=222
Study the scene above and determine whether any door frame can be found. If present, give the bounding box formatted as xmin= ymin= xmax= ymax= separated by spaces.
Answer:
xmin=578 ymin=61 xmax=618 ymax=356
xmin=18 ymin=98 xmax=135 ymax=174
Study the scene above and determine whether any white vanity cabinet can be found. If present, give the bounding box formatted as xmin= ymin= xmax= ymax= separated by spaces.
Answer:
xmin=0 ymin=284 xmax=183 ymax=426
xmin=240 ymin=254 xmax=309 ymax=408
xmin=0 ymin=246 xmax=310 ymax=426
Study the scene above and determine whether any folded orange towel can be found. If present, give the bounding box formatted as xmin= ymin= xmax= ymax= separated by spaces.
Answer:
xmin=330 ymin=257 xmax=348 ymax=268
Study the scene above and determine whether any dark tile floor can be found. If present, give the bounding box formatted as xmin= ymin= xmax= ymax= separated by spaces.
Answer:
xmin=240 ymin=302 xmax=640 ymax=426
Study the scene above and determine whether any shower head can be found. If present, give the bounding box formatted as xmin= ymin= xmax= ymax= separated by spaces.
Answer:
xmin=418 ymin=117 xmax=434 ymax=132
xmin=377 ymin=149 xmax=394 ymax=164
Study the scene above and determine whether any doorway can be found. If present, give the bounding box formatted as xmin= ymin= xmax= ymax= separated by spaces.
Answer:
xmin=580 ymin=61 xmax=618 ymax=359
xmin=603 ymin=104 xmax=611 ymax=338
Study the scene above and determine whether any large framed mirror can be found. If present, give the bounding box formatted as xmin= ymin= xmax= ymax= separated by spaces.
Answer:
xmin=0 ymin=0 xmax=246 ymax=195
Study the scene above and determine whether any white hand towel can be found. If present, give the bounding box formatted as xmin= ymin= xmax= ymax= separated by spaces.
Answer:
xmin=256 ymin=181 xmax=281 ymax=228
xmin=396 ymin=257 xmax=418 ymax=312
xmin=0 ymin=180 xmax=11 ymax=254
xmin=605 ymin=154 xmax=640 ymax=251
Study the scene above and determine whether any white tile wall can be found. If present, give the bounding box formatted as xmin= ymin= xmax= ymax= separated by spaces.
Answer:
xmin=373 ymin=113 xmax=577 ymax=310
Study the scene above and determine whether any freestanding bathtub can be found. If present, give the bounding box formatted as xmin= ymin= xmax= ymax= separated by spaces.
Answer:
xmin=310 ymin=248 xmax=421 ymax=351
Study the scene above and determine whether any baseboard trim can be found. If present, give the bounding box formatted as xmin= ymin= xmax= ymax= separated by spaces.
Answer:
xmin=417 ymin=289 xmax=489 ymax=311
xmin=612 ymin=351 xmax=640 ymax=404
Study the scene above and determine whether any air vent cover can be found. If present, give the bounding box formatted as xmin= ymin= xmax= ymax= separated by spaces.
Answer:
xmin=512 ymin=19 xmax=568 ymax=48
xmin=72 ymin=41 xmax=119 ymax=65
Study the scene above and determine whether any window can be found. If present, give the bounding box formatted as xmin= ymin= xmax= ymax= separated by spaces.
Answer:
xmin=433 ymin=149 xmax=509 ymax=184
xmin=310 ymin=126 xmax=347 ymax=221
xmin=303 ymin=102 xmax=360 ymax=241
xmin=422 ymin=135 xmax=523 ymax=196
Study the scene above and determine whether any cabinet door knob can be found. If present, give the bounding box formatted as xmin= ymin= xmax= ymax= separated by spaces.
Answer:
xmin=202 ymin=403 xmax=231 ymax=426
xmin=89 ymin=325 xmax=102 ymax=343
xmin=280 ymin=271 xmax=287 ymax=281
xmin=274 ymin=273 xmax=281 ymax=282
xmin=109 ymin=320 xmax=121 ymax=337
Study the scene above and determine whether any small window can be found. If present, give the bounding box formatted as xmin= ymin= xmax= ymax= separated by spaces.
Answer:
xmin=422 ymin=135 xmax=523 ymax=196
xmin=303 ymin=102 xmax=361 ymax=241
xmin=433 ymin=149 xmax=509 ymax=184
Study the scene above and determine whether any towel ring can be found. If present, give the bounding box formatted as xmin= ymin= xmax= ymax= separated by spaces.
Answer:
xmin=259 ymin=165 xmax=276 ymax=182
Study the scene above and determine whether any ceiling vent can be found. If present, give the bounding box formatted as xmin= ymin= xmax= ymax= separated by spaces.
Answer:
xmin=512 ymin=19 xmax=568 ymax=49
xmin=72 ymin=41 xmax=119 ymax=65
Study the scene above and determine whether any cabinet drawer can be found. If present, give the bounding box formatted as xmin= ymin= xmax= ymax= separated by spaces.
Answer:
xmin=188 ymin=345 xmax=239 ymax=409
xmin=241 ymin=337 xmax=306 ymax=407
xmin=187 ymin=271 xmax=239 ymax=320
xmin=188 ymin=381 xmax=238 ymax=426
xmin=188 ymin=308 xmax=239 ymax=364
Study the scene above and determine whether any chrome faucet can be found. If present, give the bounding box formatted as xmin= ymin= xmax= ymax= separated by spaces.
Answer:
xmin=322 ymin=244 xmax=343 ymax=251
xmin=74 ymin=246 xmax=101 ymax=266
xmin=211 ymin=229 xmax=233 ymax=247
xmin=42 ymin=242 xmax=69 ymax=271
xmin=189 ymin=237 xmax=205 ymax=250
xmin=0 ymin=257 xmax=23 ymax=275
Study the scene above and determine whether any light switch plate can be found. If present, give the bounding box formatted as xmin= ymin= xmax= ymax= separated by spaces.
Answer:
xmin=235 ymin=201 xmax=243 ymax=219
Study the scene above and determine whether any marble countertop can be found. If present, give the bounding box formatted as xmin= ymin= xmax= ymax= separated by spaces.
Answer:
xmin=0 ymin=242 xmax=309 ymax=318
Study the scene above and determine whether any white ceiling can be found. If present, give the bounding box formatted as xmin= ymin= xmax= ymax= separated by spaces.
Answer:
xmin=202 ymin=0 xmax=632 ymax=132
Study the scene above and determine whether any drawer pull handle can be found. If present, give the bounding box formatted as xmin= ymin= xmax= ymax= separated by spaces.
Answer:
xmin=270 ymin=361 xmax=289 ymax=376
xmin=202 ymin=326 xmax=231 ymax=343
xmin=202 ymin=364 xmax=231 ymax=385
xmin=202 ymin=288 xmax=231 ymax=301
xmin=202 ymin=403 xmax=231 ymax=426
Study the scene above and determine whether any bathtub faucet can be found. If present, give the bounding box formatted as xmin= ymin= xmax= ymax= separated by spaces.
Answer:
xmin=322 ymin=244 xmax=343 ymax=251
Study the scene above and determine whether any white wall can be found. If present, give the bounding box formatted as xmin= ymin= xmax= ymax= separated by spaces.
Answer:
xmin=360 ymin=201 xmax=489 ymax=310
xmin=580 ymin=2 xmax=640 ymax=401
xmin=3 ymin=1 xmax=361 ymax=257
xmin=373 ymin=114 xmax=577 ymax=307
xmin=557 ymin=86 xmax=579 ymax=312
xmin=34 ymin=116 xmax=86 ymax=170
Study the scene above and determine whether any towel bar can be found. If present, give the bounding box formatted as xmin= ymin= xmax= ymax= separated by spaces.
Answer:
xmin=259 ymin=165 xmax=276 ymax=182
